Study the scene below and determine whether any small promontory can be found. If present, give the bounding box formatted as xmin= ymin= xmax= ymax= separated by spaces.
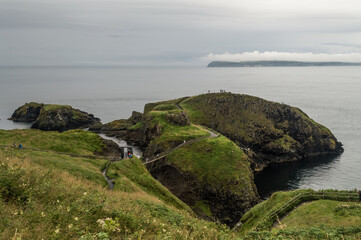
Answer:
xmin=10 ymin=103 xmax=101 ymax=132
xmin=179 ymin=93 xmax=343 ymax=171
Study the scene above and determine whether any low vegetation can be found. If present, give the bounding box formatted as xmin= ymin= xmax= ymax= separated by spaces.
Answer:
xmin=0 ymin=129 xmax=105 ymax=155
xmin=167 ymin=135 xmax=251 ymax=189
xmin=239 ymin=188 xmax=361 ymax=239
xmin=278 ymin=200 xmax=361 ymax=229
xmin=105 ymin=158 xmax=191 ymax=211
xmin=0 ymin=130 xmax=240 ymax=240
xmin=179 ymin=93 xmax=343 ymax=171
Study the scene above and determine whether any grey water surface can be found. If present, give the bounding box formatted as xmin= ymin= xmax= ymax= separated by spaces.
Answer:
xmin=1 ymin=66 xmax=360 ymax=197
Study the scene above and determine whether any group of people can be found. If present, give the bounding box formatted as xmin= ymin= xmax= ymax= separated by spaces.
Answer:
xmin=13 ymin=142 xmax=23 ymax=149
xmin=206 ymin=89 xmax=230 ymax=93
xmin=120 ymin=147 xmax=133 ymax=159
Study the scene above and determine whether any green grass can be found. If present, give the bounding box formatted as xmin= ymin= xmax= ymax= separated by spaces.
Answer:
xmin=194 ymin=201 xmax=213 ymax=218
xmin=0 ymin=134 xmax=239 ymax=240
xmin=147 ymin=110 xmax=210 ymax=150
xmin=107 ymin=158 xmax=191 ymax=212
xmin=239 ymin=189 xmax=360 ymax=234
xmin=243 ymin=226 xmax=361 ymax=240
xmin=143 ymin=97 xmax=188 ymax=114
xmin=0 ymin=129 xmax=105 ymax=155
xmin=179 ymin=93 xmax=341 ymax=161
xmin=153 ymin=104 xmax=178 ymax=111
xmin=167 ymin=135 xmax=251 ymax=188
xmin=101 ymin=119 xmax=131 ymax=130
xmin=42 ymin=104 xmax=71 ymax=112
xmin=239 ymin=189 xmax=314 ymax=233
xmin=279 ymin=200 xmax=361 ymax=229
xmin=127 ymin=121 xmax=143 ymax=130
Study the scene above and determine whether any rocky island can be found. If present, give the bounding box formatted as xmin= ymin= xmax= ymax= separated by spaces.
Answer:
xmin=9 ymin=102 xmax=101 ymax=132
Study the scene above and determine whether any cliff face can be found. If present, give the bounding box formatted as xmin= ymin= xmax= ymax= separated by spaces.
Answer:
xmin=9 ymin=103 xmax=101 ymax=132
xmin=8 ymin=102 xmax=44 ymax=122
xmin=139 ymin=104 xmax=259 ymax=227
xmin=31 ymin=105 xmax=100 ymax=132
xmin=89 ymin=111 xmax=150 ymax=149
xmin=180 ymin=93 xmax=343 ymax=171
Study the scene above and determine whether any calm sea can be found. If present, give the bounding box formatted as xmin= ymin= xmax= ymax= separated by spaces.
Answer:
xmin=1 ymin=66 xmax=360 ymax=197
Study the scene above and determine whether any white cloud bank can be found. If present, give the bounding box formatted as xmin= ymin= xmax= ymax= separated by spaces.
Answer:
xmin=202 ymin=51 xmax=361 ymax=63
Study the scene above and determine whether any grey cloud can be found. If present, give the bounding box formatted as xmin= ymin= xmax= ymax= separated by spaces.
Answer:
xmin=2 ymin=0 xmax=361 ymax=66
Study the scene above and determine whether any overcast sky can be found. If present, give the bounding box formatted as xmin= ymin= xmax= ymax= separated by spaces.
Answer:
xmin=2 ymin=0 xmax=361 ymax=66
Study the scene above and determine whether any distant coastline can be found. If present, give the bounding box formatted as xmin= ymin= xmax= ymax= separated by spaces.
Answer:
xmin=207 ymin=60 xmax=361 ymax=67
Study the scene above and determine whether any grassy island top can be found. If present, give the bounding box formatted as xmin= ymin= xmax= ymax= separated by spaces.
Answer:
xmin=145 ymin=105 xmax=255 ymax=193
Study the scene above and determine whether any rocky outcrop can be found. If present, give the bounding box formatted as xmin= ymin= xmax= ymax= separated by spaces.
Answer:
xmin=180 ymin=93 xmax=343 ymax=171
xmin=97 ymin=139 xmax=122 ymax=158
xmin=31 ymin=105 xmax=100 ymax=132
xmin=8 ymin=102 xmax=44 ymax=122
xmin=10 ymin=103 xmax=101 ymax=132
xmin=165 ymin=111 xmax=190 ymax=126
xmin=89 ymin=111 xmax=165 ymax=151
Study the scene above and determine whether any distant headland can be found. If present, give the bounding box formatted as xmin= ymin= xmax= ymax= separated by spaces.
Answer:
xmin=207 ymin=60 xmax=361 ymax=67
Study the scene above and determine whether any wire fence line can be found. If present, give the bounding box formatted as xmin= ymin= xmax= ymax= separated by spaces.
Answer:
xmin=234 ymin=191 xmax=359 ymax=231
xmin=258 ymin=191 xmax=359 ymax=230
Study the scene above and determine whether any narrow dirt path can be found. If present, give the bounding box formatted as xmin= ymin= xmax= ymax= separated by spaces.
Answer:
xmin=143 ymin=97 xmax=220 ymax=165
xmin=102 ymin=162 xmax=115 ymax=190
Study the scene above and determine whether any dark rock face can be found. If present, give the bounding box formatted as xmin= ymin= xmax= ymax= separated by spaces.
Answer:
xmin=96 ymin=139 xmax=122 ymax=158
xmin=89 ymin=111 xmax=149 ymax=148
xmin=8 ymin=102 xmax=44 ymax=122
xmin=128 ymin=111 xmax=143 ymax=124
xmin=30 ymin=105 xmax=100 ymax=132
xmin=10 ymin=103 xmax=101 ymax=132
xmin=182 ymin=93 xmax=343 ymax=171
xmin=147 ymin=159 xmax=259 ymax=227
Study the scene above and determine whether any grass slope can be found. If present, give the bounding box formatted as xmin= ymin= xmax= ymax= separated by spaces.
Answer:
xmin=0 ymin=130 xmax=239 ymax=239
xmin=0 ymin=129 xmax=105 ymax=155
xmin=106 ymin=158 xmax=191 ymax=211
xmin=278 ymin=200 xmax=361 ymax=229
xmin=167 ymin=135 xmax=252 ymax=190
xmin=239 ymin=189 xmax=361 ymax=239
